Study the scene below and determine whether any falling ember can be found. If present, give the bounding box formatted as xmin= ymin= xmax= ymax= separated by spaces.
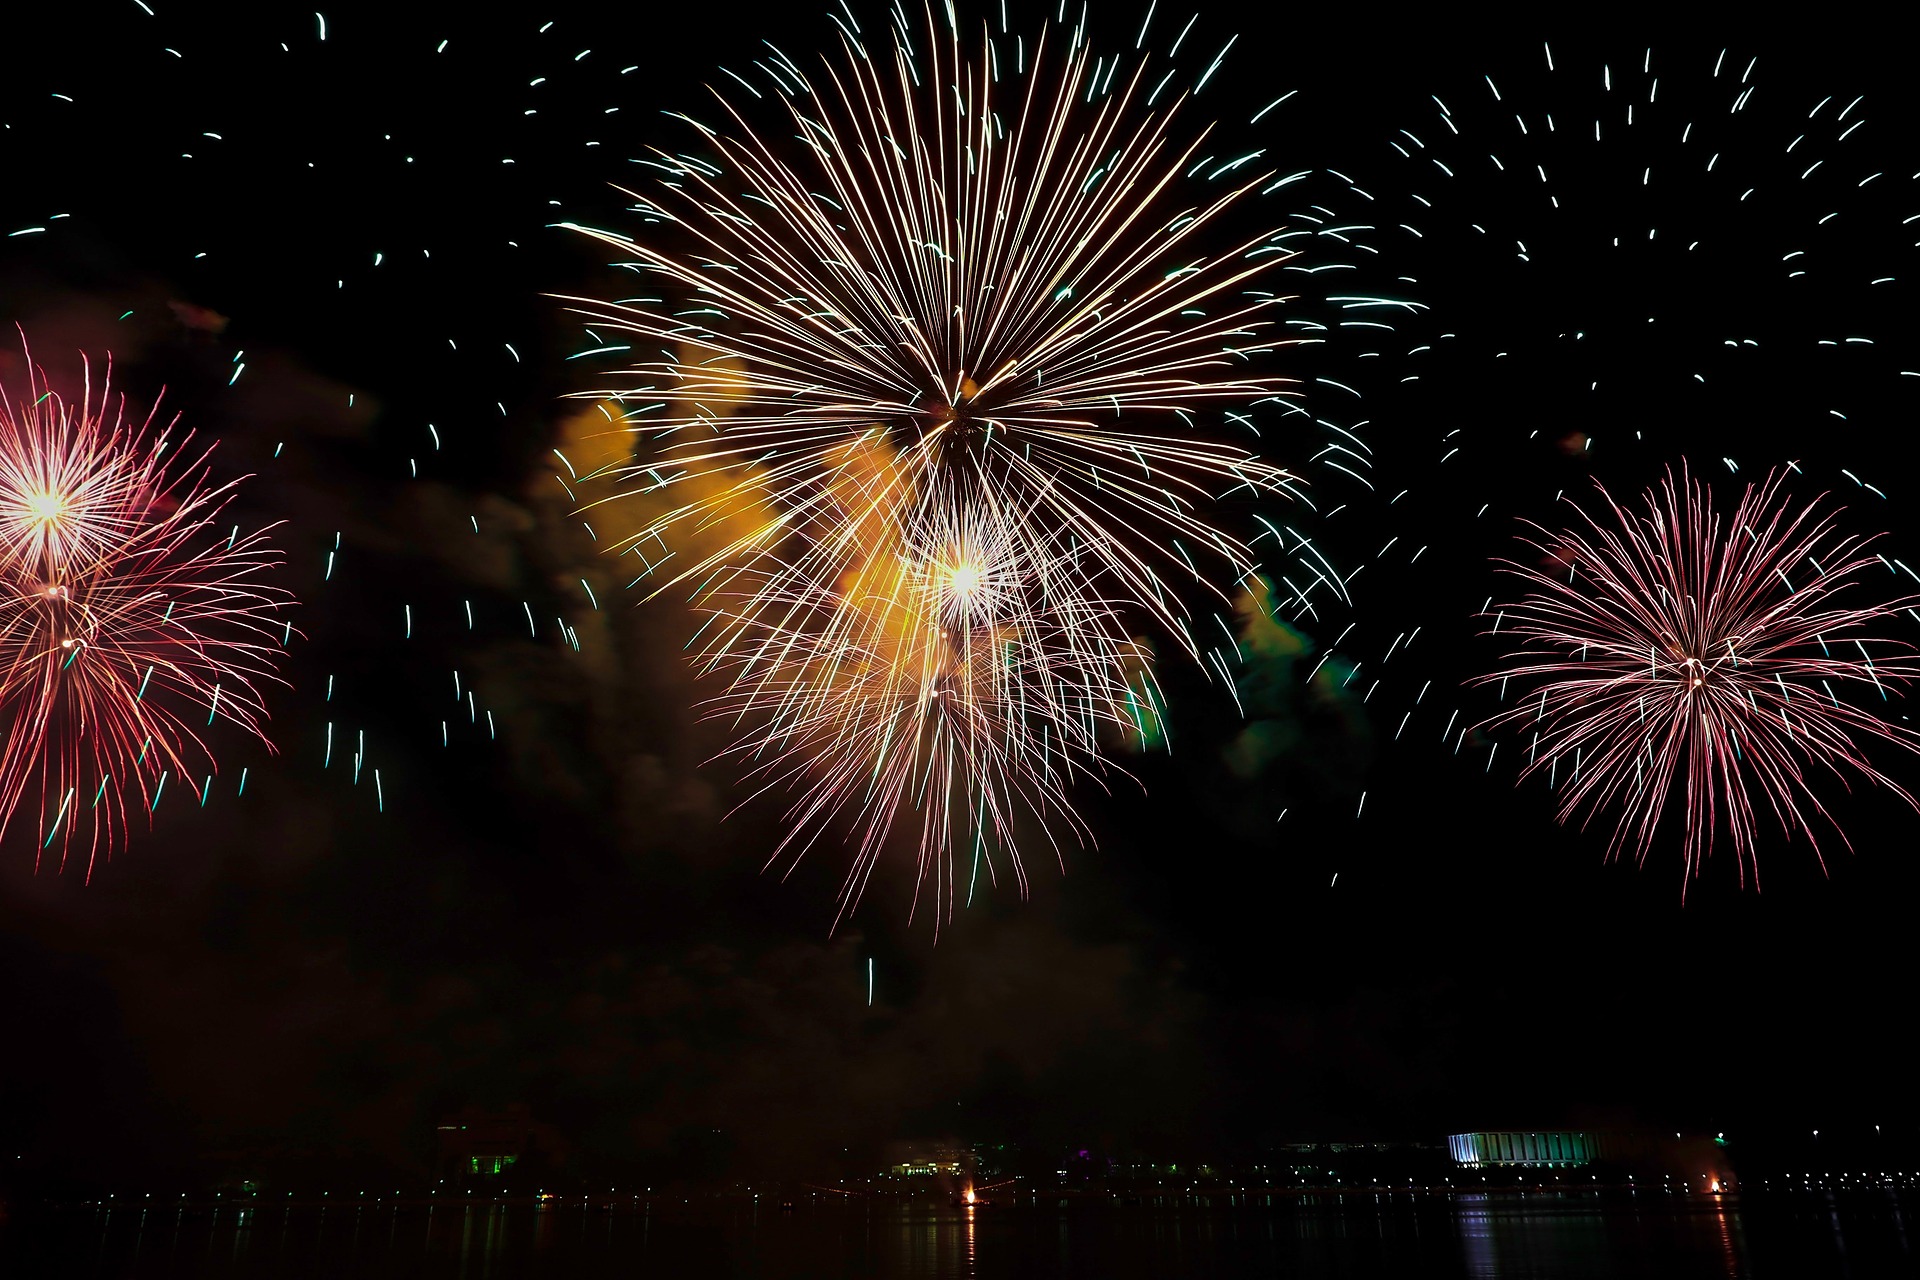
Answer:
xmin=0 ymin=340 xmax=295 ymax=873
xmin=1474 ymin=466 xmax=1920 ymax=889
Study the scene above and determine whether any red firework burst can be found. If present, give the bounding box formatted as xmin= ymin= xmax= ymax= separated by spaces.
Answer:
xmin=0 ymin=345 xmax=293 ymax=874
xmin=1476 ymin=466 xmax=1920 ymax=889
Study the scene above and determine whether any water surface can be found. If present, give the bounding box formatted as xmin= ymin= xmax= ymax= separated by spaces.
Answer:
xmin=3 ymin=1192 xmax=1912 ymax=1278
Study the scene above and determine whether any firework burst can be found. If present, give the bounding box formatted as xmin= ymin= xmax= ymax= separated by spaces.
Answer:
xmin=0 ymin=347 xmax=293 ymax=873
xmin=560 ymin=9 xmax=1315 ymax=913
xmin=1476 ymin=467 xmax=1920 ymax=888
xmin=704 ymin=464 xmax=1154 ymax=927
xmin=1296 ymin=43 xmax=1920 ymax=772
xmin=563 ymin=15 xmax=1306 ymax=636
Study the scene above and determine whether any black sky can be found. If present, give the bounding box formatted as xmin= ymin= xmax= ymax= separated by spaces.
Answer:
xmin=2 ymin=2 xmax=1918 ymax=1188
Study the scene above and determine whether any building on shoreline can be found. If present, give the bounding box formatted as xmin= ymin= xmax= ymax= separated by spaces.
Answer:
xmin=882 ymin=1141 xmax=972 ymax=1179
xmin=434 ymin=1105 xmax=571 ymax=1184
xmin=1448 ymin=1131 xmax=1613 ymax=1169
xmin=1447 ymin=1129 xmax=1731 ymax=1186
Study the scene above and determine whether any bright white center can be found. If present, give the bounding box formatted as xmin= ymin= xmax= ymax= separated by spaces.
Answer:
xmin=25 ymin=490 xmax=68 ymax=523
xmin=947 ymin=561 xmax=983 ymax=598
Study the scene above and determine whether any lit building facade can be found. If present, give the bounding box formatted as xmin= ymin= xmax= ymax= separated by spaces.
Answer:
xmin=883 ymin=1141 xmax=972 ymax=1178
xmin=1447 ymin=1131 xmax=1610 ymax=1168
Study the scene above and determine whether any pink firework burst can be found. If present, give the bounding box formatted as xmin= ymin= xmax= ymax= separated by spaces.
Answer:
xmin=0 ymin=345 xmax=293 ymax=874
xmin=1476 ymin=466 xmax=1920 ymax=889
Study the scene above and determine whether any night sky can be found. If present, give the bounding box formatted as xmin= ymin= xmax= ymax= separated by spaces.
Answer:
xmin=3 ymin=3 xmax=1917 ymax=1189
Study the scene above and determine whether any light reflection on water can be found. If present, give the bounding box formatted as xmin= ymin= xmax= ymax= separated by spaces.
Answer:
xmin=3 ymin=1193 xmax=1913 ymax=1278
